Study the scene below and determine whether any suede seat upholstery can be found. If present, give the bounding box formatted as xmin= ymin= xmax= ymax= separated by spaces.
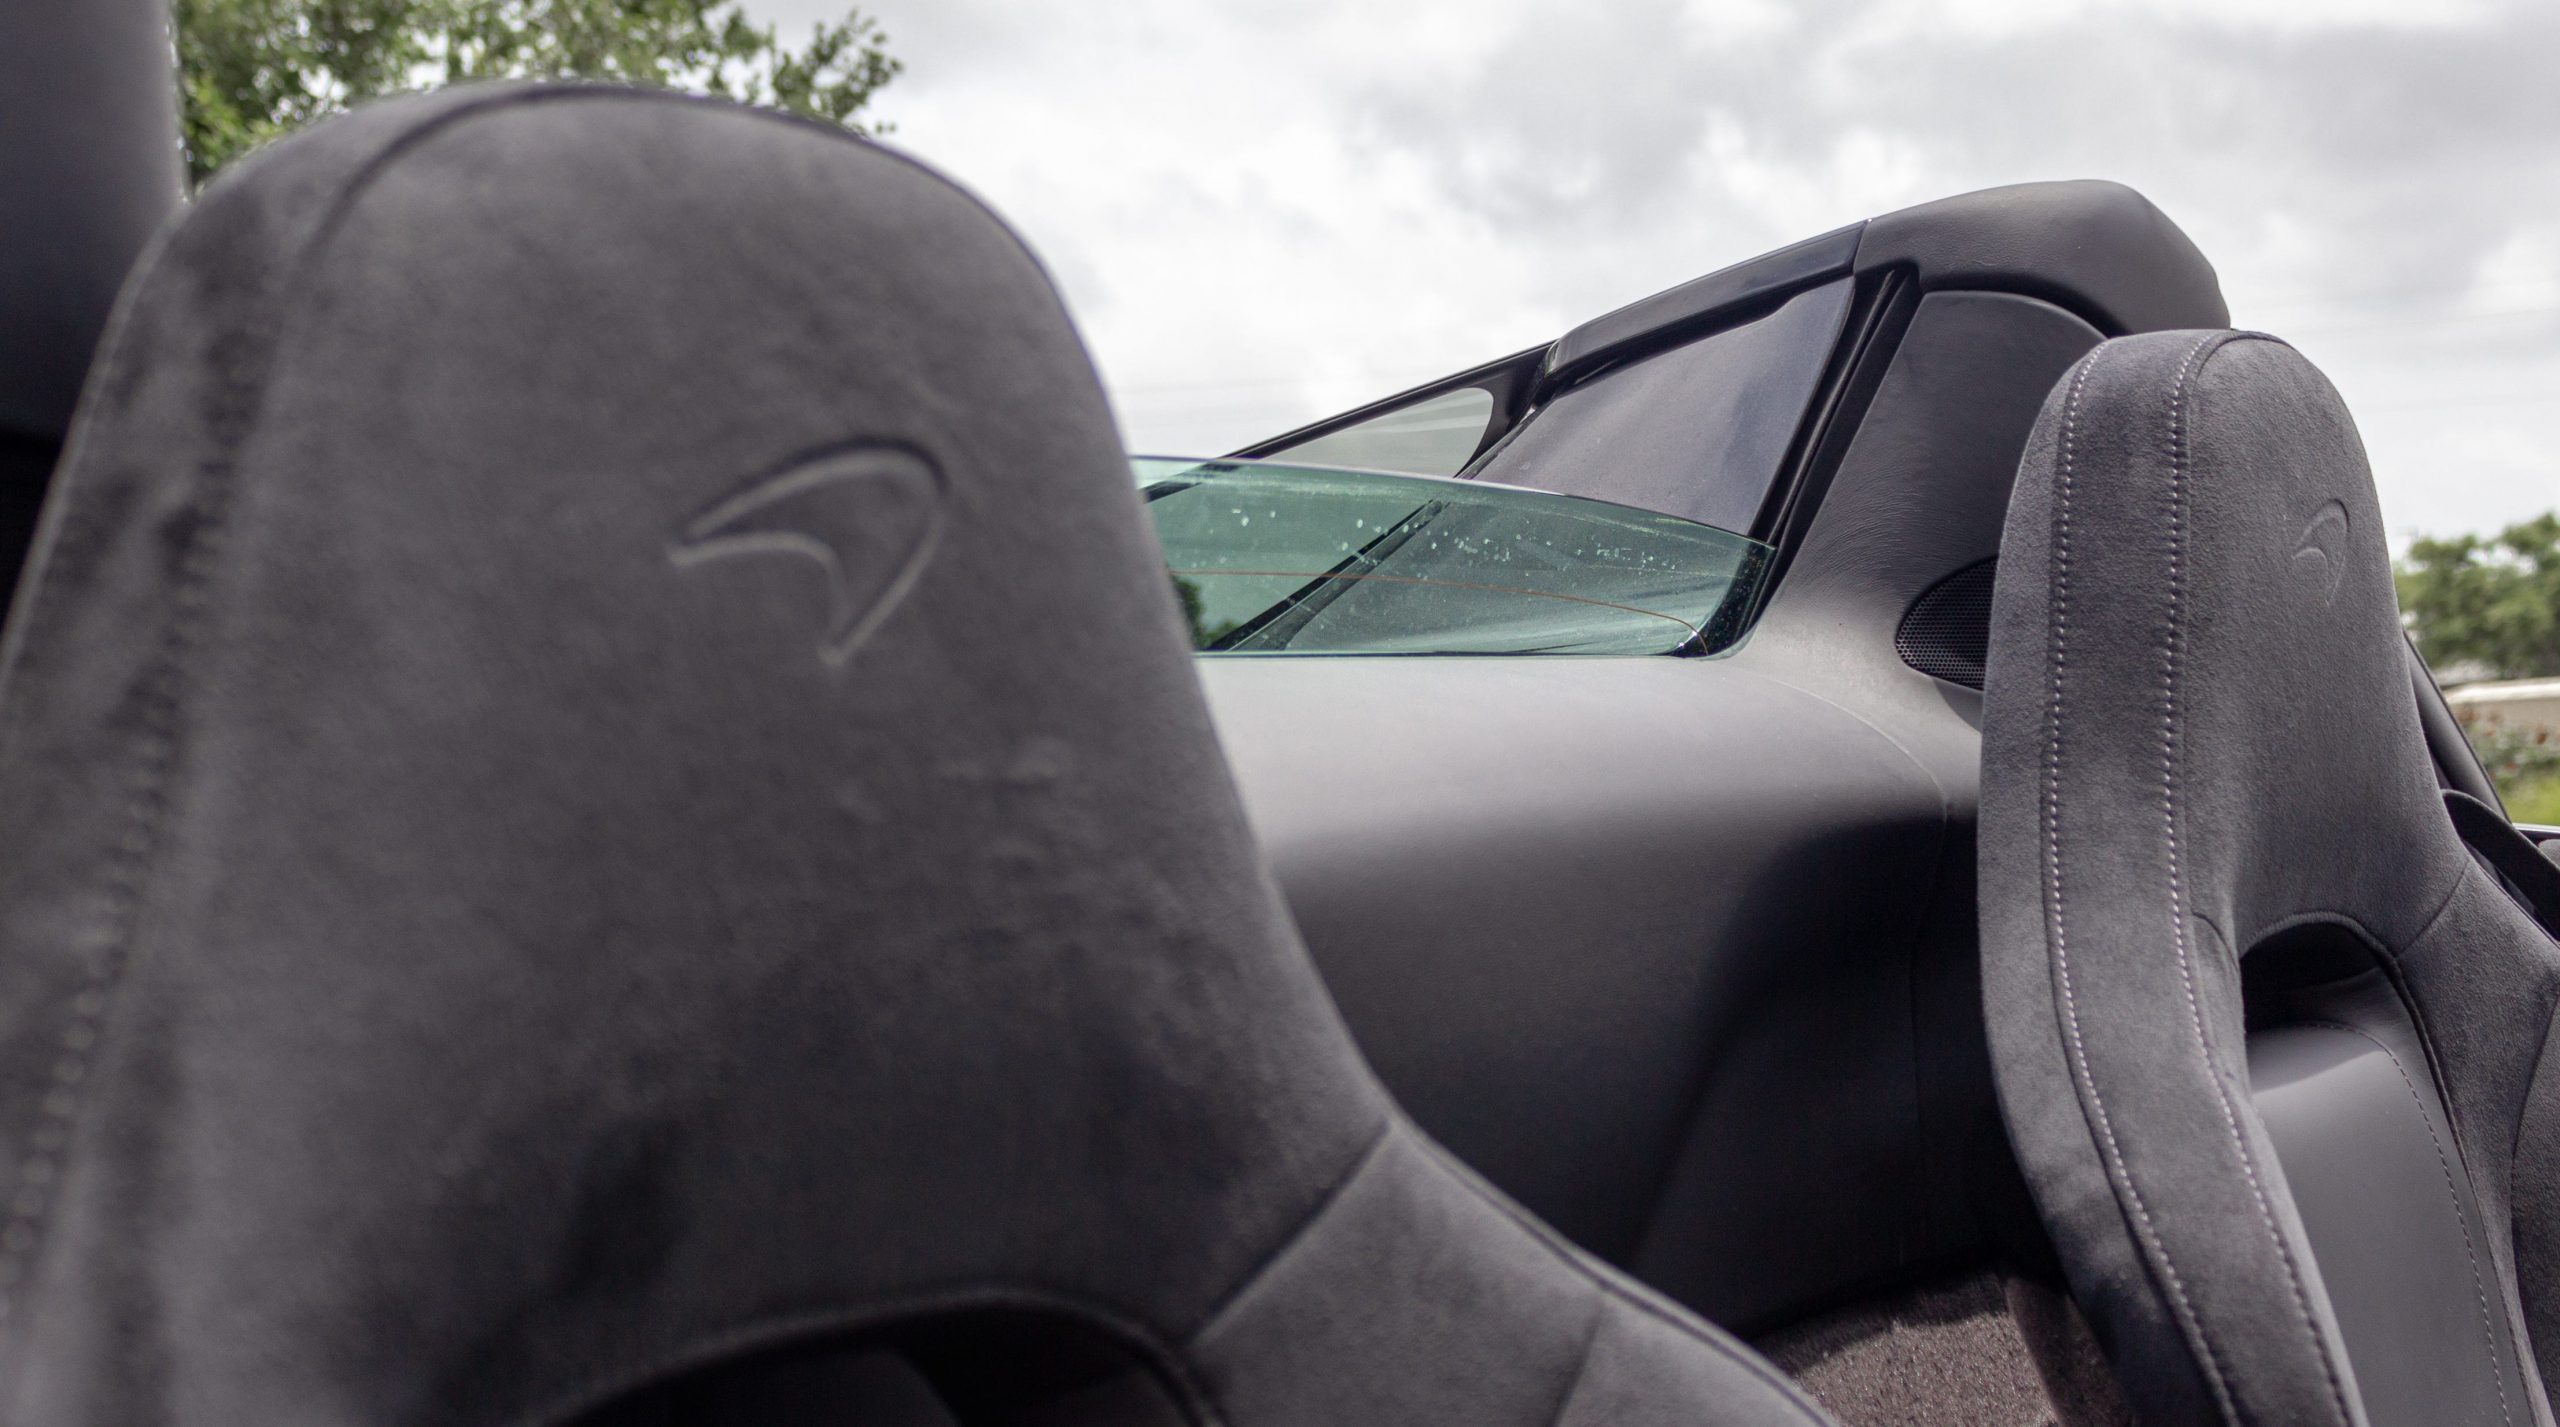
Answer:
xmin=1981 ymin=330 xmax=2560 ymax=1426
xmin=0 ymin=84 xmax=1837 ymax=1426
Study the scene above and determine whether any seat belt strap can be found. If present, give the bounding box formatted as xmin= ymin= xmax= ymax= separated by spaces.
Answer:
xmin=2447 ymin=790 xmax=2560 ymax=942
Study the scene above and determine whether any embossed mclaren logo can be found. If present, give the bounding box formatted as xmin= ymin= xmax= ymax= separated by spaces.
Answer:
xmin=2291 ymin=499 xmax=2350 ymax=606
xmin=670 ymin=443 xmax=949 ymax=667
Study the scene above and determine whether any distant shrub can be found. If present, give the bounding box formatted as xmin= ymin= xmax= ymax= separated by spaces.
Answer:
xmin=2465 ymin=717 xmax=2560 ymax=793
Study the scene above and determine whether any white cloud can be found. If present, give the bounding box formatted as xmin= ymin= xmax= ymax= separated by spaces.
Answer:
xmin=1881 ymin=0 xmax=2497 ymax=38
xmin=756 ymin=0 xmax=2560 ymax=536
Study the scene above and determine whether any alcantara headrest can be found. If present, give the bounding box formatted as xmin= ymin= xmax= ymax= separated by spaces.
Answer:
xmin=0 ymin=84 xmax=1383 ymax=1422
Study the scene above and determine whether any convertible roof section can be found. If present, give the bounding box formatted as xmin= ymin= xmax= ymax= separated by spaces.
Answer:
xmin=1854 ymin=179 xmax=2229 ymax=337
xmin=1541 ymin=179 xmax=2227 ymax=390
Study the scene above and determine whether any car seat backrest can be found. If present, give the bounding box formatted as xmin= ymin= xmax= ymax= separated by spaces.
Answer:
xmin=1981 ymin=329 xmax=2560 ymax=1426
xmin=0 ymin=83 xmax=1833 ymax=1427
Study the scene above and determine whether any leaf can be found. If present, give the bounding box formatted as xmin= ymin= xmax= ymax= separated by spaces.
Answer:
xmin=174 ymin=0 xmax=902 ymax=186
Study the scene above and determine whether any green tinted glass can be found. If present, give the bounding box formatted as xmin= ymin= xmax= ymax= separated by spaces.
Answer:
xmin=1134 ymin=457 xmax=1771 ymax=656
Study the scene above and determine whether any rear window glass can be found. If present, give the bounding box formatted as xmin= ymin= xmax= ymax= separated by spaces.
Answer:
xmin=1476 ymin=279 xmax=1851 ymax=534
xmin=1261 ymin=386 xmax=1497 ymax=477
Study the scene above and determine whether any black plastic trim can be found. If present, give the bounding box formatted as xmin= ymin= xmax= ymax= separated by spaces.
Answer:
xmin=1540 ymin=224 xmax=1863 ymax=393
xmin=1225 ymin=345 xmax=1544 ymax=467
xmin=1737 ymin=266 xmax=1919 ymax=609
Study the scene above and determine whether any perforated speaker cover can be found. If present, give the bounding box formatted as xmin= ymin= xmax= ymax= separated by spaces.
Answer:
xmin=1896 ymin=558 xmax=1996 ymax=689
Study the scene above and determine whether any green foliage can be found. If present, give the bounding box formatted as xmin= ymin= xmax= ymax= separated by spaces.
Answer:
xmin=174 ymin=0 xmax=901 ymax=186
xmin=2478 ymin=719 xmax=2560 ymax=822
xmin=2467 ymin=719 xmax=2560 ymax=790
xmin=2397 ymin=512 xmax=2560 ymax=681
xmin=1170 ymin=574 xmax=1239 ymax=649
xmin=2507 ymin=773 xmax=2560 ymax=825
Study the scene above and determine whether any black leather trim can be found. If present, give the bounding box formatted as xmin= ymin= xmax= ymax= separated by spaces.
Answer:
xmin=2249 ymin=965 xmax=2527 ymax=1427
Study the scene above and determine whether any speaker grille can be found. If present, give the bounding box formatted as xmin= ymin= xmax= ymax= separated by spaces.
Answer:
xmin=1896 ymin=558 xmax=1996 ymax=689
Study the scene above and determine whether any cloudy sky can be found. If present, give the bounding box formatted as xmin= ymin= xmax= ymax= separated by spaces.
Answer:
xmin=752 ymin=0 xmax=2557 ymax=541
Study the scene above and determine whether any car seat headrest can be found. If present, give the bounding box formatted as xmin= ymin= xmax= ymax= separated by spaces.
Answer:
xmin=0 ymin=83 xmax=1385 ymax=1421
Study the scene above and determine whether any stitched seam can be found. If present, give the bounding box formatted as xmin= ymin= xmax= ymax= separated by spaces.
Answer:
xmin=2292 ymin=1019 xmax=2513 ymax=1425
xmin=2508 ymin=935 xmax=2560 ymax=1174
xmin=1402 ymin=1129 xmax=1832 ymax=1423
xmin=2041 ymin=350 xmax=2244 ymax=1423
xmin=1571 ymin=1275 xmax=1826 ymax=1422
xmin=2157 ymin=333 xmax=2356 ymax=1426
xmin=2212 ymin=900 xmax=2525 ymax=1396
xmin=1194 ymin=1119 xmax=1828 ymax=1423
xmin=0 ymin=633 xmax=207 ymax=1311
xmin=1539 ymin=1293 xmax=1611 ymax=1427
xmin=2402 ymin=848 xmax=2481 ymax=964
xmin=0 ymin=327 xmax=259 ymax=1324
xmin=1182 ymin=1116 xmax=1395 ymax=1344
